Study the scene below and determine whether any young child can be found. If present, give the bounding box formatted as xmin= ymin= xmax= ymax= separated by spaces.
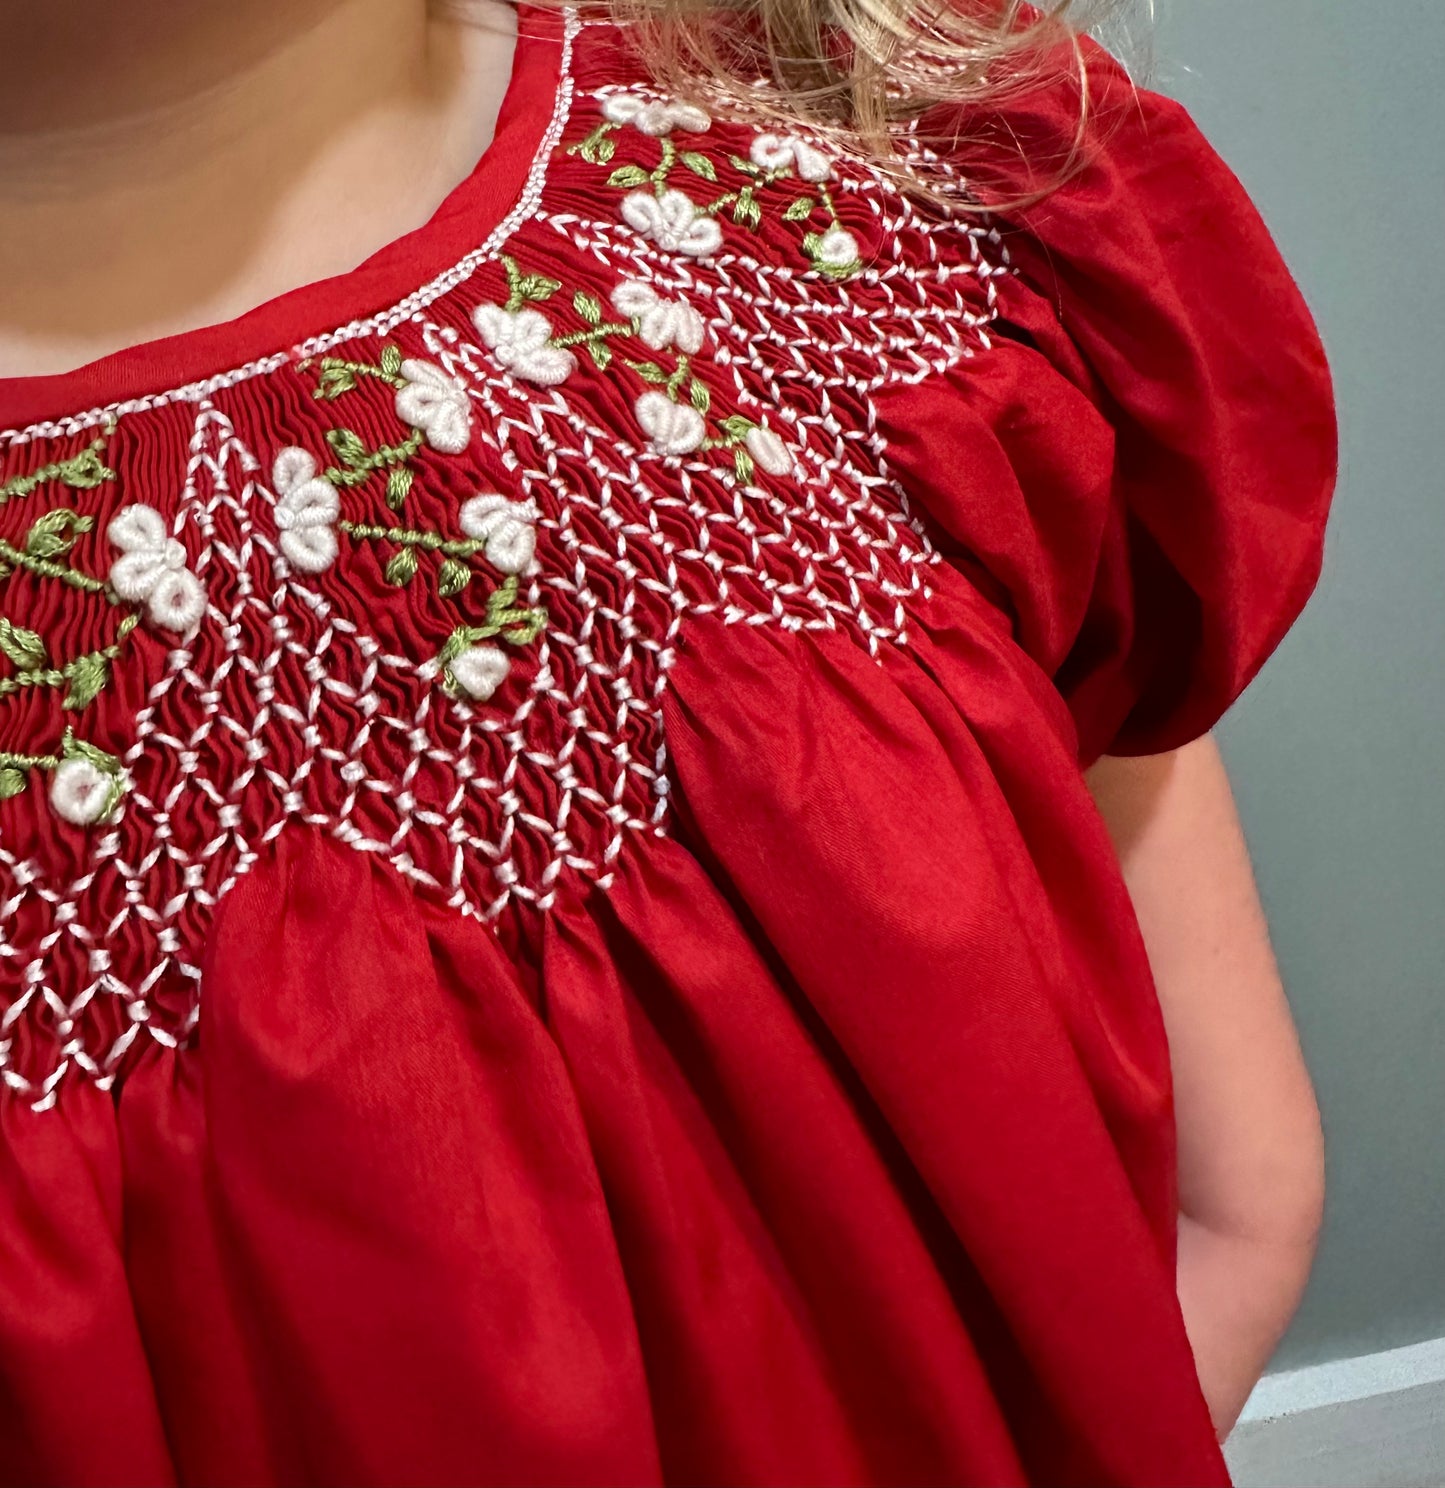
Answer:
xmin=0 ymin=2 xmax=1333 ymax=1483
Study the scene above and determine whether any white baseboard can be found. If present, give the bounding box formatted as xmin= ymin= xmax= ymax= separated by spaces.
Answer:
xmin=1225 ymin=1337 xmax=1445 ymax=1488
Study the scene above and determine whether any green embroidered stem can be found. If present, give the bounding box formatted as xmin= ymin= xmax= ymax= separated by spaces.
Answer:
xmin=622 ymin=352 xmax=711 ymax=414
xmin=440 ymin=577 xmax=547 ymax=654
xmin=703 ymin=162 xmax=785 ymax=227
xmin=325 ymin=427 xmax=425 ymax=490
xmin=300 ymin=346 xmax=430 ymax=507
xmin=702 ymin=413 xmax=764 ymax=483
xmin=339 ymin=521 xmax=485 ymax=559
xmin=478 ymin=575 xmax=548 ymax=645
xmin=0 ymin=535 xmax=111 ymax=594
xmin=567 ymin=121 xmax=619 ymax=165
xmin=339 ymin=521 xmax=484 ymax=595
xmin=607 ymin=140 xmax=716 ymax=197
xmin=502 ymin=255 xmax=562 ymax=313
xmin=0 ymin=612 xmax=140 ymax=710
xmin=0 ymin=668 xmax=63 ymax=698
xmin=0 ymin=746 xmax=60 ymax=770
xmin=551 ymin=320 xmax=633 ymax=349
xmin=651 ymin=138 xmax=677 ymax=196
xmin=435 ymin=575 xmax=548 ymax=695
xmin=437 ymin=576 xmax=548 ymax=661
xmin=0 ymin=437 xmax=114 ymax=509
xmin=308 ymin=348 xmax=406 ymax=399
xmin=665 ymin=355 xmax=692 ymax=399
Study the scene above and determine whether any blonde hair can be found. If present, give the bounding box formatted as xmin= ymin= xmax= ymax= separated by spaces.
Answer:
xmin=569 ymin=0 xmax=1143 ymax=209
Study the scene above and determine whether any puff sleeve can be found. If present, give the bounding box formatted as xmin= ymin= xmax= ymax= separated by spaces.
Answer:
xmin=881 ymin=37 xmax=1337 ymax=761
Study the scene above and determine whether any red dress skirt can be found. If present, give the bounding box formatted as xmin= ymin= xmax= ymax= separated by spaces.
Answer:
xmin=0 ymin=11 xmax=1334 ymax=1485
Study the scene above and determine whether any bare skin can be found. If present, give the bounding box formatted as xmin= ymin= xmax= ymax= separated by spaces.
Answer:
xmin=1088 ymin=737 xmax=1325 ymax=1437
xmin=0 ymin=0 xmax=1321 ymax=1450
xmin=0 ymin=0 xmax=517 ymax=376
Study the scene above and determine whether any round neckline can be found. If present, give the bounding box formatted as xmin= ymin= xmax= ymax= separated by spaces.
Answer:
xmin=0 ymin=6 xmax=566 ymax=434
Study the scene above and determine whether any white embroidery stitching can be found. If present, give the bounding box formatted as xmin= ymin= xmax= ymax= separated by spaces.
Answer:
xmin=601 ymin=92 xmax=710 ymax=137
xmin=107 ymin=505 xmax=207 ymax=638
xmin=620 ymin=190 xmax=723 ymax=258
xmin=394 ymin=359 xmax=473 ymax=454
xmin=271 ymin=448 xmax=342 ymax=574
xmin=459 ymin=494 xmax=540 ymax=575
xmin=0 ymin=17 xmax=1010 ymax=1107
xmin=472 ymin=304 xmax=578 ymax=385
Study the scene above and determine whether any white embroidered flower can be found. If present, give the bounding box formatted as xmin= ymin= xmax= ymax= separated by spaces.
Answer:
xmin=271 ymin=448 xmax=341 ymax=575
xmin=610 ymin=280 xmax=705 ymax=353
xmin=394 ymin=359 xmax=472 ymax=454
xmin=813 ymin=227 xmax=861 ymax=270
xmin=471 ymin=305 xmax=576 ymax=385
xmin=460 ymin=493 xmax=539 ymax=576
xmin=107 ymin=504 xmax=207 ymax=638
xmin=49 ymin=757 xmax=121 ymax=827
xmin=636 ymin=391 xmax=706 ymax=456
xmin=448 ymin=644 xmax=511 ymax=702
xmin=748 ymin=132 xmax=833 ymax=183
xmin=620 ymin=191 xmax=723 ymax=259
xmin=745 ymin=424 xmax=794 ymax=476
xmin=601 ymin=92 xmax=711 ymax=136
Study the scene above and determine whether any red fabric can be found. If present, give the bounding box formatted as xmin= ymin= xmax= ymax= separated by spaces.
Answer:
xmin=0 ymin=15 xmax=1333 ymax=1488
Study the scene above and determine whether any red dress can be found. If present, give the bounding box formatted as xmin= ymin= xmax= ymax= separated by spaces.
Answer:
xmin=0 ymin=12 xmax=1334 ymax=1486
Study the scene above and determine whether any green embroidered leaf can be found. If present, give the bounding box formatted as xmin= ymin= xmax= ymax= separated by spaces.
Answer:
xmin=315 ymin=364 xmax=357 ymax=400
xmin=436 ymin=625 xmax=472 ymax=670
xmin=733 ymin=447 xmax=756 ymax=485
xmin=731 ymin=191 xmax=761 ymax=230
xmin=327 ymin=427 xmax=369 ymax=468
xmin=574 ymin=125 xmax=617 ymax=165
xmin=60 ymin=729 xmax=121 ymax=774
xmin=0 ymin=767 xmax=27 ymax=801
xmin=680 ymin=151 xmax=717 ymax=182
xmin=782 ymin=196 xmax=816 ymax=222
xmin=385 ymin=547 xmax=420 ymax=587
xmin=517 ymin=273 xmax=562 ymax=302
xmin=505 ymin=606 xmax=548 ymax=645
xmin=588 ymin=340 xmax=613 ymax=371
xmin=62 ymin=653 xmax=109 ymax=711
xmin=625 ymin=360 xmax=669 ymax=384
xmin=385 ymin=466 xmax=414 ymax=509
xmin=0 ymin=618 xmax=47 ymax=671
xmin=719 ymin=414 xmax=755 ymax=440
xmin=437 ymin=558 xmax=472 ymax=598
xmin=801 ymin=231 xmax=823 ymax=257
xmin=688 ymin=379 xmax=711 ymax=413
xmin=380 ymin=344 xmax=403 ymax=378
xmin=606 ymin=164 xmax=650 ymax=189
xmin=727 ymin=154 xmax=761 ymax=178
xmin=573 ymin=291 xmax=604 ymax=326
xmin=486 ymin=575 xmax=521 ymax=615
xmin=501 ymin=253 xmax=525 ymax=299
xmin=821 ymin=259 xmax=861 ymax=279
xmin=60 ymin=446 xmax=115 ymax=491
xmin=24 ymin=508 xmax=94 ymax=560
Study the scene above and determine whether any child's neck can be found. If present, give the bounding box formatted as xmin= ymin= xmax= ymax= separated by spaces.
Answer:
xmin=0 ymin=0 xmax=518 ymax=379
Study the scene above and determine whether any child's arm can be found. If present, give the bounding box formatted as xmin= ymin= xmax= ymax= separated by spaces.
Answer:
xmin=1086 ymin=736 xmax=1325 ymax=1438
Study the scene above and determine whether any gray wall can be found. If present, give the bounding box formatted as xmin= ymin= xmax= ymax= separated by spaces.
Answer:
xmin=1148 ymin=1 xmax=1445 ymax=1368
